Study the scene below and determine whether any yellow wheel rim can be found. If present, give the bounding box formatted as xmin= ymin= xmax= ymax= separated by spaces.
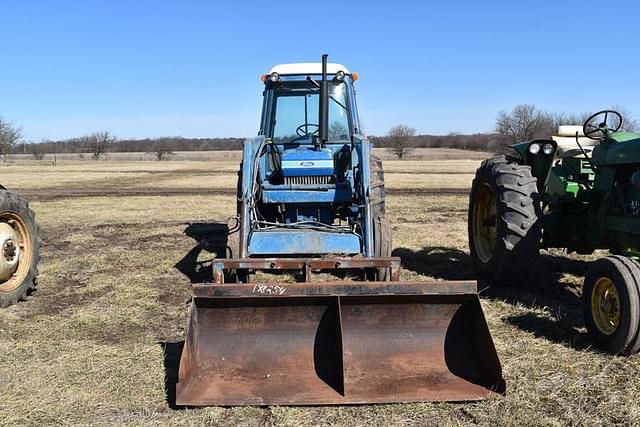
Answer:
xmin=473 ymin=183 xmax=497 ymax=264
xmin=0 ymin=212 xmax=33 ymax=293
xmin=591 ymin=277 xmax=621 ymax=336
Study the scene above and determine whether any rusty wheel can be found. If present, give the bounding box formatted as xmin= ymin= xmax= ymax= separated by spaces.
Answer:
xmin=0 ymin=190 xmax=40 ymax=307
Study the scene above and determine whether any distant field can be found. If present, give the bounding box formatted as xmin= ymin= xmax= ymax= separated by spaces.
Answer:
xmin=0 ymin=149 xmax=638 ymax=426
xmin=5 ymin=147 xmax=490 ymax=163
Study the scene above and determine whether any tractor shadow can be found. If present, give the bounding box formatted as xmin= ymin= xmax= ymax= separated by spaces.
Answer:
xmin=174 ymin=222 xmax=234 ymax=283
xmin=393 ymin=246 xmax=593 ymax=350
xmin=166 ymin=222 xmax=233 ymax=408
xmin=159 ymin=341 xmax=186 ymax=409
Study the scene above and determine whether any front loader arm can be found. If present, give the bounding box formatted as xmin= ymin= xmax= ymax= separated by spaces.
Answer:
xmin=239 ymin=136 xmax=266 ymax=258
xmin=354 ymin=135 xmax=373 ymax=257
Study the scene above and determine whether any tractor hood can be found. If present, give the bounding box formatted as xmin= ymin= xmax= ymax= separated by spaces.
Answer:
xmin=281 ymin=147 xmax=335 ymax=177
xmin=593 ymin=133 xmax=640 ymax=166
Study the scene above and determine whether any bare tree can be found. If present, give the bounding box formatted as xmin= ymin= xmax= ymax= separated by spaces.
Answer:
xmin=30 ymin=141 xmax=47 ymax=160
xmin=154 ymin=138 xmax=174 ymax=161
xmin=610 ymin=105 xmax=640 ymax=132
xmin=550 ymin=111 xmax=590 ymax=131
xmin=388 ymin=125 xmax=416 ymax=159
xmin=0 ymin=117 xmax=21 ymax=156
xmin=495 ymin=104 xmax=554 ymax=143
xmin=86 ymin=131 xmax=115 ymax=160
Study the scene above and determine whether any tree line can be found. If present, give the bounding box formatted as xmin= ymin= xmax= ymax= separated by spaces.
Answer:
xmin=17 ymin=131 xmax=496 ymax=159
xmin=1 ymin=104 xmax=638 ymax=160
xmin=2 ymin=123 xmax=499 ymax=160
xmin=7 ymin=132 xmax=245 ymax=160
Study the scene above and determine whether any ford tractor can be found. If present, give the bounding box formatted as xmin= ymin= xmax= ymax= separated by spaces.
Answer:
xmin=175 ymin=55 xmax=505 ymax=405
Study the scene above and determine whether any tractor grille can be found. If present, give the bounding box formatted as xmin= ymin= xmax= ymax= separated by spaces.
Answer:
xmin=284 ymin=175 xmax=332 ymax=185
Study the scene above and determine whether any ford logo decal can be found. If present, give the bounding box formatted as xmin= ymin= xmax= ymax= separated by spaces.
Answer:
xmin=299 ymin=161 xmax=315 ymax=167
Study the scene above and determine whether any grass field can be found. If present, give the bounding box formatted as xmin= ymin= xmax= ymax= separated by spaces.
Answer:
xmin=0 ymin=148 xmax=639 ymax=426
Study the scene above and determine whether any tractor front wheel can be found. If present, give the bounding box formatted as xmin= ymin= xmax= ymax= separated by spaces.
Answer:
xmin=0 ymin=190 xmax=40 ymax=307
xmin=583 ymin=256 xmax=640 ymax=355
xmin=468 ymin=156 xmax=541 ymax=285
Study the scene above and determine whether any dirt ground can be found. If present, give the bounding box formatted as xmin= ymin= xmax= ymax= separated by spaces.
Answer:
xmin=0 ymin=148 xmax=638 ymax=426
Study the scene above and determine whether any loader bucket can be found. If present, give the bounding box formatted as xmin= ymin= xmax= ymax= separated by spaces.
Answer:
xmin=176 ymin=281 xmax=504 ymax=406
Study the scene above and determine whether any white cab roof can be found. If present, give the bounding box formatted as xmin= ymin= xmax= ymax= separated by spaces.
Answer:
xmin=269 ymin=63 xmax=352 ymax=75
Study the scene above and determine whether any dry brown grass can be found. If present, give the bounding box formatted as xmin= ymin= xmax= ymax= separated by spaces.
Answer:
xmin=0 ymin=148 xmax=638 ymax=426
xmin=2 ymin=159 xmax=477 ymax=196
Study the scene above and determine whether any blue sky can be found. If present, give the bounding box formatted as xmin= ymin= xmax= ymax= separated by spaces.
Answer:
xmin=1 ymin=1 xmax=639 ymax=140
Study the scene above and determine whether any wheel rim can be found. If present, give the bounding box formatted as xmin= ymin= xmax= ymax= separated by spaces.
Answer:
xmin=473 ymin=183 xmax=497 ymax=264
xmin=0 ymin=212 xmax=32 ymax=293
xmin=591 ymin=277 xmax=621 ymax=336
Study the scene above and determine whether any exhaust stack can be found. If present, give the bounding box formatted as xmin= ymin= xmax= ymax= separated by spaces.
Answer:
xmin=319 ymin=53 xmax=329 ymax=146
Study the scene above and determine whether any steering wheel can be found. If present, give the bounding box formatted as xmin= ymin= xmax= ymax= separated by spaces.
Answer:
xmin=296 ymin=123 xmax=320 ymax=137
xmin=583 ymin=110 xmax=623 ymax=140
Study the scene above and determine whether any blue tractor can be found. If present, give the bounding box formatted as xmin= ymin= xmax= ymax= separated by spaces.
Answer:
xmin=176 ymin=55 xmax=504 ymax=406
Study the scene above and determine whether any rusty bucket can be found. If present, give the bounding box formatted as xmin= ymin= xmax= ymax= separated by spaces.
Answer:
xmin=176 ymin=280 xmax=505 ymax=405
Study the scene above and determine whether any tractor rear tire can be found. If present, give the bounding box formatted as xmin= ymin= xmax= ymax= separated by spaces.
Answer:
xmin=468 ymin=156 xmax=541 ymax=285
xmin=582 ymin=256 xmax=640 ymax=355
xmin=620 ymin=257 xmax=640 ymax=355
xmin=0 ymin=190 xmax=40 ymax=307
xmin=370 ymin=156 xmax=392 ymax=280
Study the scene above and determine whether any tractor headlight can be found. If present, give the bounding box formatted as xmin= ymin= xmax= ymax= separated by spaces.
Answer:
xmin=269 ymin=72 xmax=280 ymax=83
xmin=334 ymin=70 xmax=345 ymax=82
xmin=542 ymin=143 xmax=555 ymax=155
xmin=528 ymin=143 xmax=541 ymax=155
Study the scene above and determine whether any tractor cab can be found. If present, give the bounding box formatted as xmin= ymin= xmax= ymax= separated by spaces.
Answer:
xmin=258 ymin=63 xmax=360 ymax=193
xmin=259 ymin=63 xmax=360 ymax=143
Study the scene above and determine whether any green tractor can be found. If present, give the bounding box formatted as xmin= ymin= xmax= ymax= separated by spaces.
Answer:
xmin=469 ymin=110 xmax=640 ymax=355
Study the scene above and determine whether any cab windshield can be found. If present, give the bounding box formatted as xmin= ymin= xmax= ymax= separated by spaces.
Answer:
xmin=271 ymin=80 xmax=351 ymax=143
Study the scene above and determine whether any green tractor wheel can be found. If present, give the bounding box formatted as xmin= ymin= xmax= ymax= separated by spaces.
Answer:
xmin=468 ymin=156 xmax=541 ymax=284
xmin=583 ymin=256 xmax=640 ymax=355
xmin=0 ymin=190 xmax=40 ymax=307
